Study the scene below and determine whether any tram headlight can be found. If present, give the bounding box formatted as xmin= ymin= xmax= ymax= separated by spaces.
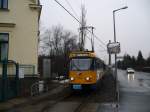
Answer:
xmin=70 ymin=77 xmax=74 ymax=81
xmin=85 ymin=77 xmax=90 ymax=81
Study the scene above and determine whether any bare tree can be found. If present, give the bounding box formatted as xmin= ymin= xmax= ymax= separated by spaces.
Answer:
xmin=40 ymin=25 xmax=79 ymax=56
xmin=39 ymin=25 xmax=79 ymax=76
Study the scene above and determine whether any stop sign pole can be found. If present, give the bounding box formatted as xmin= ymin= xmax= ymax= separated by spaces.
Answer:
xmin=112 ymin=6 xmax=128 ymax=101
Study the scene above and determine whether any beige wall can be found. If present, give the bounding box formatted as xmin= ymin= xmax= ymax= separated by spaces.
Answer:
xmin=0 ymin=0 xmax=41 ymax=75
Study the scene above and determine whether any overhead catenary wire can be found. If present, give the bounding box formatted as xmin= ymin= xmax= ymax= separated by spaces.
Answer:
xmin=65 ymin=0 xmax=79 ymax=19
xmin=86 ymin=29 xmax=106 ymax=46
xmin=79 ymin=29 xmax=106 ymax=51
xmin=86 ymin=35 xmax=106 ymax=51
xmin=54 ymin=0 xmax=81 ymax=24
xmin=54 ymin=0 xmax=106 ymax=49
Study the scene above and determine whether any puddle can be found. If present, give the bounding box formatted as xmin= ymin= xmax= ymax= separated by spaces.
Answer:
xmin=127 ymin=74 xmax=135 ymax=81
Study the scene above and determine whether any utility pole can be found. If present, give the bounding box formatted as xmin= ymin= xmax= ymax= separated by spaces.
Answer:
xmin=80 ymin=26 xmax=95 ymax=51
xmin=108 ymin=40 xmax=111 ymax=65
xmin=79 ymin=5 xmax=86 ymax=51
xmin=91 ymin=26 xmax=95 ymax=51
xmin=113 ymin=6 xmax=128 ymax=82
xmin=80 ymin=26 xmax=85 ymax=51
xmin=113 ymin=6 xmax=128 ymax=101
xmin=79 ymin=5 xmax=95 ymax=52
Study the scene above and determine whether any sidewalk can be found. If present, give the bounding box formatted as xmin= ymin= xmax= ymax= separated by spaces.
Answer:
xmin=0 ymin=82 xmax=68 ymax=111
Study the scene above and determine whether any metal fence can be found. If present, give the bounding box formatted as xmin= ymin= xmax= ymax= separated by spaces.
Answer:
xmin=19 ymin=64 xmax=35 ymax=77
xmin=0 ymin=62 xmax=35 ymax=102
xmin=0 ymin=60 xmax=19 ymax=102
xmin=0 ymin=64 xmax=35 ymax=76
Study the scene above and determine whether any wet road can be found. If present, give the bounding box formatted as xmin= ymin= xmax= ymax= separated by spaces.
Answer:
xmin=118 ymin=70 xmax=150 ymax=112
xmin=5 ymin=70 xmax=150 ymax=112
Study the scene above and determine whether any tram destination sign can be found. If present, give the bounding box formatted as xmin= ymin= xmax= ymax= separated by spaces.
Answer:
xmin=107 ymin=42 xmax=120 ymax=54
xmin=70 ymin=52 xmax=95 ymax=58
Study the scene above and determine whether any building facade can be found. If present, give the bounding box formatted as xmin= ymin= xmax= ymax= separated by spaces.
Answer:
xmin=0 ymin=0 xmax=41 ymax=77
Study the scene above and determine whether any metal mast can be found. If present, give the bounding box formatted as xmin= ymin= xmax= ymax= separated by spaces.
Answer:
xmin=79 ymin=5 xmax=86 ymax=51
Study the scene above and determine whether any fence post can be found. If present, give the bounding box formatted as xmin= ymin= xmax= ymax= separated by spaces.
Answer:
xmin=15 ymin=63 xmax=19 ymax=96
xmin=2 ymin=60 xmax=8 ymax=101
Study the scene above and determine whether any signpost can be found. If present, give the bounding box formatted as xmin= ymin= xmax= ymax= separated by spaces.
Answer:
xmin=107 ymin=41 xmax=121 ymax=102
xmin=107 ymin=42 xmax=120 ymax=54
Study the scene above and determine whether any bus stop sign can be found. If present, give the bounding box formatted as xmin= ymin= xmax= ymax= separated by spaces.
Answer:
xmin=107 ymin=42 xmax=120 ymax=54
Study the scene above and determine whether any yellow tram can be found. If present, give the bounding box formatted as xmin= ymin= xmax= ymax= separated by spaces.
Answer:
xmin=69 ymin=51 xmax=105 ymax=90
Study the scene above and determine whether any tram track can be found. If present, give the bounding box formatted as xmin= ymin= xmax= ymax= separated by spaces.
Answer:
xmin=73 ymin=91 xmax=97 ymax=112
xmin=41 ymin=89 xmax=73 ymax=112
xmin=2 ymin=73 xmax=116 ymax=112
xmin=41 ymin=89 xmax=97 ymax=112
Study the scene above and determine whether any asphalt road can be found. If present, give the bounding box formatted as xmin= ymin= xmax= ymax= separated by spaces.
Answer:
xmin=118 ymin=69 xmax=150 ymax=112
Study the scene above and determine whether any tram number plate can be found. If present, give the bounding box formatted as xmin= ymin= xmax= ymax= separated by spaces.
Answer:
xmin=73 ymin=85 xmax=82 ymax=90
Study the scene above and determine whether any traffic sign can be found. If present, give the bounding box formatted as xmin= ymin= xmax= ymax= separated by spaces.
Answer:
xmin=107 ymin=42 xmax=120 ymax=54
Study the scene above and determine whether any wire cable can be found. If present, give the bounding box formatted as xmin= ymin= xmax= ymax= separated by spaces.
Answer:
xmin=86 ymin=35 xmax=106 ymax=51
xmin=54 ymin=0 xmax=106 ymax=49
xmin=65 ymin=0 xmax=79 ymax=19
xmin=54 ymin=0 xmax=81 ymax=24
xmin=86 ymin=29 xmax=106 ymax=46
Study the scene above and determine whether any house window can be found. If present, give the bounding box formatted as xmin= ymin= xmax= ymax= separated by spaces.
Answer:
xmin=0 ymin=0 xmax=8 ymax=9
xmin=0 ymin=33 xmax=9 ymax=61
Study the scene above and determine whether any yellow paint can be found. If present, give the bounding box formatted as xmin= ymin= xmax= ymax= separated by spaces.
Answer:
xmin=69 ymin=51 xmax=104 ymax=85
xmin=69 ymin=51 xmax=96 ymax=58
xmin=69 ymin=71 xmax=97 ymax=84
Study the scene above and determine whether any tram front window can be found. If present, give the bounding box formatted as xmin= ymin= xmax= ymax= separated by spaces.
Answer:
xmin=70 ymin=58 xmax=93 ymax=71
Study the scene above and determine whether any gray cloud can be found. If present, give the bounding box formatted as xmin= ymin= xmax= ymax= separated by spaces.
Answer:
xmin=40 ymin=0 xmax=150 ymax=62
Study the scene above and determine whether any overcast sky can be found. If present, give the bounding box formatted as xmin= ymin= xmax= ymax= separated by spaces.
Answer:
xmin=40 ymin=0 xmax=150 ymax=62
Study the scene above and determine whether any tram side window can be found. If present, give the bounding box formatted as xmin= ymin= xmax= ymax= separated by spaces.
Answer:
xmin=95 ymin=61 xmax=97 ymax=69
xmin=103 ymin=63 xmax=106 ymax=70
xmin=96 ymin=61 xmax=104 ymax=70
xmin=0 ymin=33 xmax=9 ymax=61
xmin=95 ymin=60 xmax=100 ymax=69
xmin=99 ymin=62 xmax=102 ymax=69
xmin=97 ymin=62 xmax=100 ymax=69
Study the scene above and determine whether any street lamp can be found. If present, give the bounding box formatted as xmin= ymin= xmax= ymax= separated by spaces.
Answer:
xmin=113 ymin=6 xmax=128 ymax=100
xmin=113 ymin=6 xmax=128 ymax=42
